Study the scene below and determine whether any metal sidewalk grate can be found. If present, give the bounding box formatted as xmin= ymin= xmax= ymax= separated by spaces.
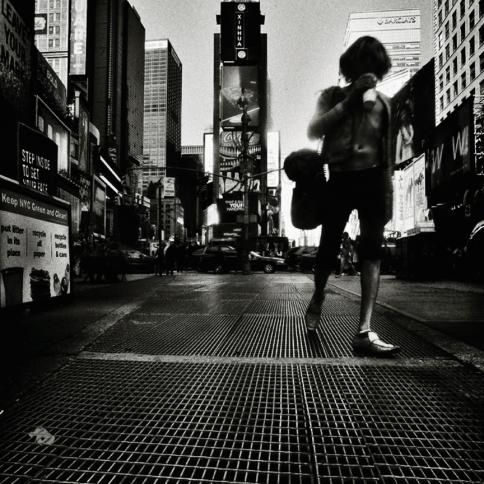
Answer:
xmin=87 ymin=315 xmax=240 ymax=356
xmin=1 ymin=360 xmax=483 ymax=483
xmin=216 ymin=315 xmax=326 ymax=358
xmin=318 ymin=313 xmax=446 ymax=359
xmin=138 ymin=298 xmax=250 ymax=315
xmin=0 ymin=360 xmax=314 ymax=483
xmin=334 ymin=365 xmax=484 ymax=483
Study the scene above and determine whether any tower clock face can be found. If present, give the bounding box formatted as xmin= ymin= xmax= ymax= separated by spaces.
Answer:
xmin=237 ymin=4 xmax=246 ymax=11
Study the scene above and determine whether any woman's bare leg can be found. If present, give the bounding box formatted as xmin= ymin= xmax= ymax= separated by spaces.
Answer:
xmin=359 ymin=259 xmax=380 ymax=332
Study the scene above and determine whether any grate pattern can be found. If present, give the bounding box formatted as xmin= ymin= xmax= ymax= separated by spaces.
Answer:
xmin=0 ymin=360 xmax=313 ymax=483
xmin=318 ymin=313 xmax=446 ymax=359
xmin=88 ymin=315 xmax=240 ymax=356
xmin=217 ymin=315 xmax=326 ymax=358
xmin=138 ymin=298 xmax=250 ymax=315
xmin=1 ymin=360 xmax=483 ymax=483
xmin=335 ymin=365 xmax=484 ymax=483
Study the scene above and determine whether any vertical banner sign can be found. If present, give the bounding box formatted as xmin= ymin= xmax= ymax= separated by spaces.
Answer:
xmin=267 ymin=131 xmax=280 ymax=187
xmin=220 ymin=2 xmax=262 ymax=64
xmin=0 ymin=183 xmax=70 ymax=308
xmin=70 ymin=0 xmax=88 ymax=75
xmin=0 ymin=0 xmax=33 ymax=110
xmin=18 ymin=124 xmax=58 ymax=196
xmin=164 ymin=177 xmax=175 ymax=198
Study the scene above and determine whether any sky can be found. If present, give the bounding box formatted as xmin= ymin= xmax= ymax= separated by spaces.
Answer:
xmin=129 ymin=0 xmax=434 ymax=240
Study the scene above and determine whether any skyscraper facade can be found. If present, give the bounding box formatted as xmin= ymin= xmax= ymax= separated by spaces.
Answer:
xmin=142 ymin=39 xmax=182 ymax=192
xmin=343 ymin=10 xmax=421 ymax=96
xmin=34 ymin=0 xmax=70 ymax=87
xmin=433 ymin=0 xmax=484 ymax=123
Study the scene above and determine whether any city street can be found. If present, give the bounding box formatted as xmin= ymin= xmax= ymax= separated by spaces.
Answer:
xmin=0 ymin=272 xmax=483 ymax=482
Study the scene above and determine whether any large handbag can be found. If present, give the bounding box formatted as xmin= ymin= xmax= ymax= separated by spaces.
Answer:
xmin=283 ymin=148 xmax=326 ymax=230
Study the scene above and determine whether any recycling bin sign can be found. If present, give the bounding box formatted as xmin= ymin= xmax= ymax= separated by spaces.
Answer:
xmin=0 ymin=177 xmax=71 ymax=308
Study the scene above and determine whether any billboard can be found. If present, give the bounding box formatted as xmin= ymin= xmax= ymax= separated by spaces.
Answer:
xmin=392 ymin=60 xmax=435 ymax=165
xmin=164 ymin=177 xmax=175 ymax=198
xmin=220 ymin=2 xmax=263 ymax=64
xmin=221 ymin=66 xmax=259 ymax=128
xmin=18 ymin=123 xmax=58 ymax=196
xmin=70 ymin=0 xmax=88 ymax=75
xmin=426 ymin=97 xmax=474 ymax=204
xmin=34 ymin=13 xmax=47 ymax=34
xmin=0 ymin=181 xmax=70 ymax=308
xmin=393 ymin=154 xmax=434 ymax=235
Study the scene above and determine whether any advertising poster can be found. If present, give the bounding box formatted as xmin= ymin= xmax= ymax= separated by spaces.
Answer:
xmin=0 ymin=183 xmax=70 ymax=308
xmin=401 ymin=164 xmax=415 ymax=234
xmin=221 ymin=66 xmax=259 ymax=128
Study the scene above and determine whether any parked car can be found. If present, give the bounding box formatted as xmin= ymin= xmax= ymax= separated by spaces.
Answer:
xmin=197 ymin=245 xmax=286 ymax=273
xmin=198 ymin=245 xmax=240 ymax=273
xmin=248 ymin=251 xmax=287 ymax=273
xmin=120 ymin=249 xmax=156 ymax=274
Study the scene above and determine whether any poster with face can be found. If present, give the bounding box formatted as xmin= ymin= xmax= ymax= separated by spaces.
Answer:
xmin=0 ymin=185 xmax=70 ymax=308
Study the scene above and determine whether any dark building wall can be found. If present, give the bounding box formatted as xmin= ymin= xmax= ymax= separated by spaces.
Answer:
xmin=123 ymin=4 xmax=145 ymax=167
xmin=166 ymin=43 xmax=182 ymax=176
xmin=179 ymin=153 xmax=204 ymax=236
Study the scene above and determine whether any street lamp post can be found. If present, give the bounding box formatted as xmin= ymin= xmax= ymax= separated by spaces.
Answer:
xmin=237 ymin=90 xmax=251 ymax=274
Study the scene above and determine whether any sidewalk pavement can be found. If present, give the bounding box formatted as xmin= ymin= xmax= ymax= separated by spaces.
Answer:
xmin=0 ymin=272 xmax=483 ymax=483
xmin=328 ymin=274 xmax=484 ymax=354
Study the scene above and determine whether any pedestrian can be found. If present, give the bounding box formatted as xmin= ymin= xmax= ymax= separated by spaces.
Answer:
xmin=305 ymin=35 xmax=399 ymax=355
xmin=164 ymin=239 xmax=176 ymax=276
xmin=175 ymin=241 xmax=186 ymax=273
xmin=156 ymin=243 xmax=165 ymax=276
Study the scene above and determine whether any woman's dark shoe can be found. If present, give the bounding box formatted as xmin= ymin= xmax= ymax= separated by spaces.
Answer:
xmin=305 ymin=295 xmax=324 ymax=332
xmin=352 ymin=330 xmax=400 ymax=356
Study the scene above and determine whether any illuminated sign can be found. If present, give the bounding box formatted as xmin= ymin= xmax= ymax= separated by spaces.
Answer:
xmin=0 ymin=181 xmax=70 ymax=308
xmin=70 ymin=0 xmax=87 ymax=75
xmin=18 ymin=123 xmax=58 ymax=196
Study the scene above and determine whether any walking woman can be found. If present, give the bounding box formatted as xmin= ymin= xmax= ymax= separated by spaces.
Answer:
xmin=306 ymin=36 xmax=399 ymax=355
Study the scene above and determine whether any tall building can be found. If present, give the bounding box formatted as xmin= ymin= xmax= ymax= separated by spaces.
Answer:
xmin=142 ymin=39 xmax=182 ymax=192
xmin=433 ymin=0 xmax=484 ymax=123
xmin=34 ymin=0 xmax=70 ymax=87
xmin=343 ymin=10 xmax=421 ymax=96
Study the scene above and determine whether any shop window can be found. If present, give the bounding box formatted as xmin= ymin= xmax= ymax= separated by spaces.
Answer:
xmin=37 ymin=116 xmax=44 ymax=132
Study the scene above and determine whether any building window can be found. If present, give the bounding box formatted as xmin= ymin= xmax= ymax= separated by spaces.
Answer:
xmin=460 ymin=0 xmax=465 ymax=17
xmin=470 ymin=36 xmax=475 ymax=56
xmin=445 ymin=44 xmax=450 ymax=60
xmin=453 ymin=80 xmax=459 ymax=97
xmin=446 ymin=89 xmax=451 ymax=104
xmin=461 ymin=47 xmax=466 ymax=65
xmin=461 ymin=71 xmax=467 ymax=88
xmin=480 ymin=0 xmax=484 ymax=16
xmin=452 ymin=11 xmax=457 ymax=30
xmin=439 ymin=74 xmax=444 ymax=91
xmin=469 ymin=10 xmax=475 ymax=29
xmin=439 ymin=53 xmax=444 ymax=69
xmin=461 ymin=22 xmax=466 ymax=40
xmin=470 ymin=62 xmax=476 ymax=80
xmin=446 ymin=66 xmax=451 ymax=82
xmin=438 ymin=31 xmax=444 ymax=49
xmin=453 ymin=33 xmax=458 ymax=50
xmin=445 ymin=21 xmax=450 ymax=39
xmin=480 ymin=25 xmax=484 ymax=46
xmin=453 ymin=57 xmax=458 ymax=74
xmin=480 ymin=52 xmax=484 ymax=72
